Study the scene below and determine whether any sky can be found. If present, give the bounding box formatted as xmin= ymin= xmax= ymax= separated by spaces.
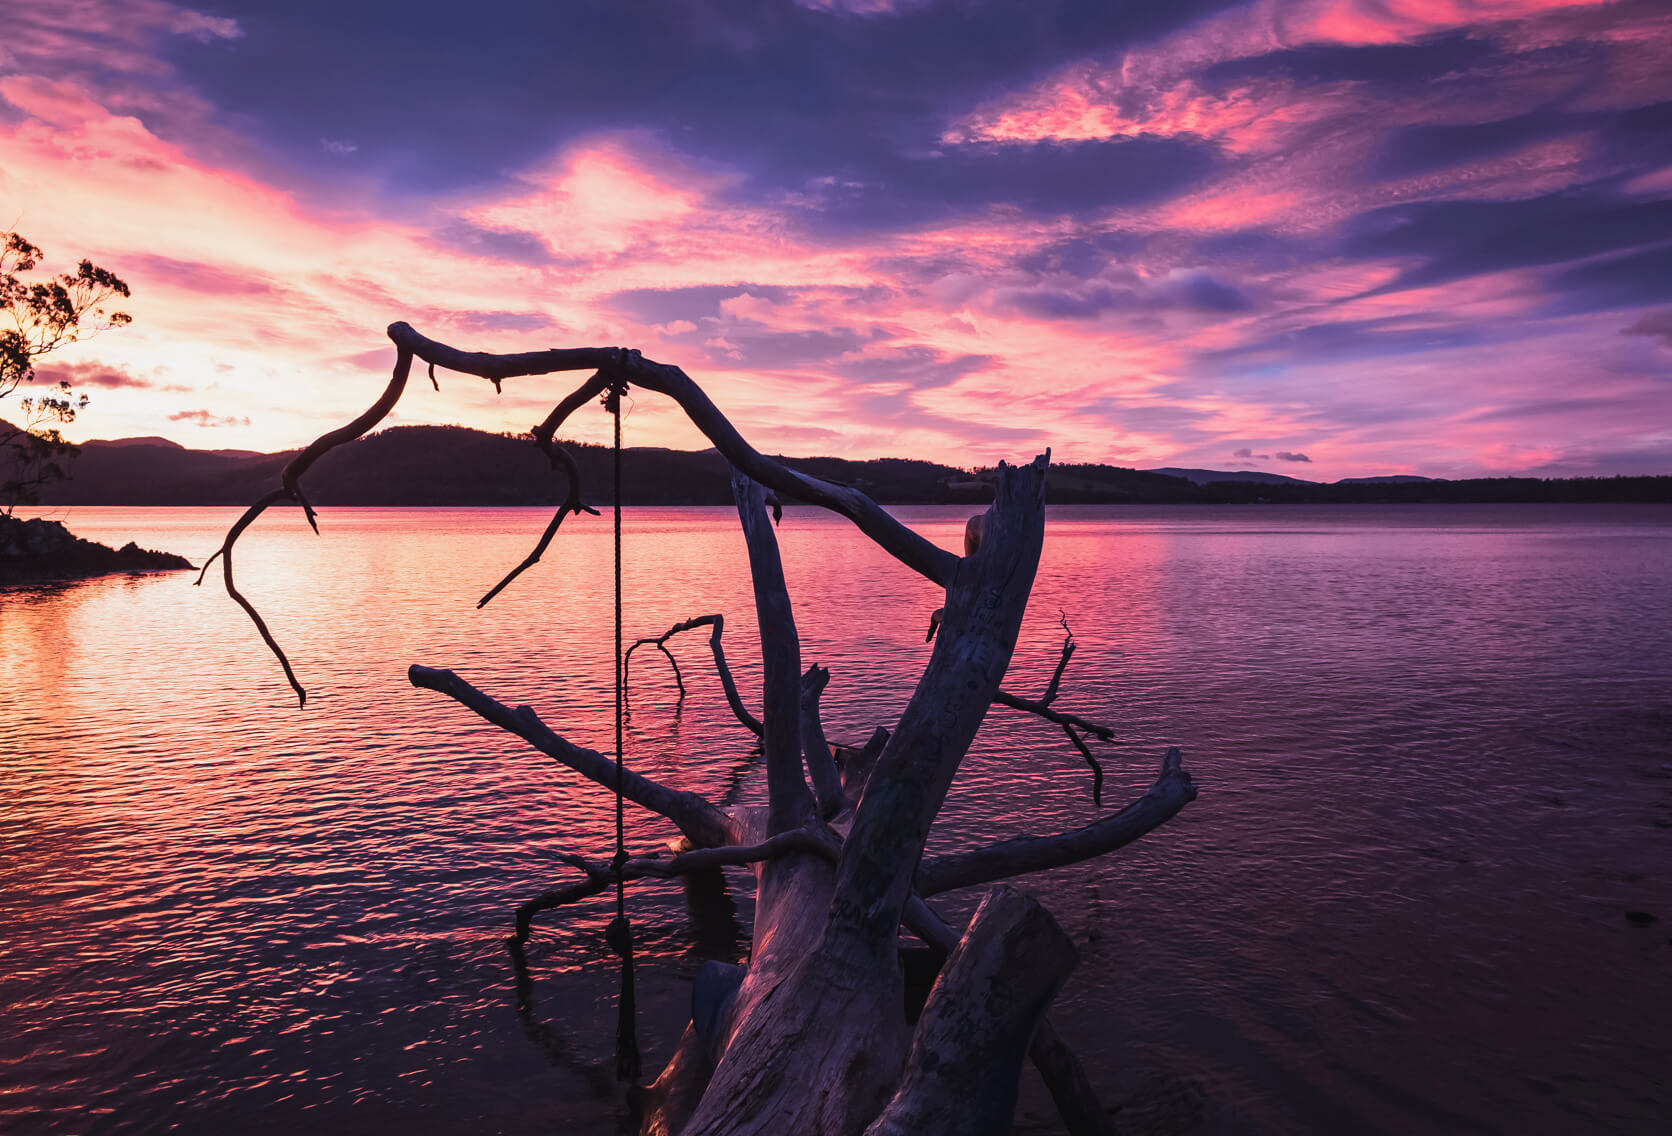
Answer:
xmin=2 ymin=0 xmax=1670 ymax=480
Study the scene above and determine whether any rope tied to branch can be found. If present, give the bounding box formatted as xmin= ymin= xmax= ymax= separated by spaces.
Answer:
xmin=603 ymin=370 xmax=642 ymax=1088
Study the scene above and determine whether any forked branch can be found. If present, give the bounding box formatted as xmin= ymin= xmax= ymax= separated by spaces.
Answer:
xmin=624 ymin=614 xmax=761 ymax=736
xmin=992 ymin=615 xmax=1122 ymax=804
xmin=216 ymin=324 xmax=967 ymax=706
xmin=387 ymin=322 xmax=959 ymax=587
xmin=511 ymin=829 xmax=840 ymax=944
xmin=478 ymin=433 xmax=599 ymax=608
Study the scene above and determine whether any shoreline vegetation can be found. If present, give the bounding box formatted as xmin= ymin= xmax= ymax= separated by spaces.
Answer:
xmin=0 ymin=512 xmax=192 ymax=586
xmin=9 ymin=422 xmax=1668 ymax=507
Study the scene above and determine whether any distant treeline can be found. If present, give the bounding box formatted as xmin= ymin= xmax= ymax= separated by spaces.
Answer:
xmin=12 ymin=423 xmax=1672 ymax=506
xmin=1085 ymin=472 xmax=1672 ymax=505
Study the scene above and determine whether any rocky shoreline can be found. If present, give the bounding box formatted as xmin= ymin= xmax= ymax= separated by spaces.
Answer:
xmin=0 ymin=514 xmax=194 ymax=585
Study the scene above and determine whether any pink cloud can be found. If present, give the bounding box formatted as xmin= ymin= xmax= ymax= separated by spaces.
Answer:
xmin=33 ymin=361 xmax=159 ymax=390
xmin=168 ymin=408 xmax=250 ymax=428
xmin=2 ymin=0 xmax=1669 ymax=478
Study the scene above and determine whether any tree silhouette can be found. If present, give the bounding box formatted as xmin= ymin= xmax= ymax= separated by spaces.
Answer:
xmin=1 ymin=231 xmax=131 ymax=511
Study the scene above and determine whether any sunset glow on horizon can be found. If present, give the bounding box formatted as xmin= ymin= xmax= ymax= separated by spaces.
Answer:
xmin=4 ymin=0 xmax=1670 ymax=479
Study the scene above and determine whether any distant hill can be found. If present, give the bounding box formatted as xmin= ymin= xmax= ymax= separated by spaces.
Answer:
xmin=12 ymin=424 xmax=995 ymax=507
xmin=1149 ymin=467 xmax=1315 ymax=486
xmin=1335 ymin=475 xmax=1439 ymax=485
xmin=1048 ymin=463 xmax=1201 ymax=502
xmin=1145 ymin=468 xmax=1451 ymax=488
xmin=6 ymin=422 xmax=1669 ymax=505
xmin=83 ymin=435 xmax=184 ymax=450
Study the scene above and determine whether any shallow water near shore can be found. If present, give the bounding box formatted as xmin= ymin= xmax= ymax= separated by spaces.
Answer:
xmin=3 ymin=503 xmax=1670 ymax=1134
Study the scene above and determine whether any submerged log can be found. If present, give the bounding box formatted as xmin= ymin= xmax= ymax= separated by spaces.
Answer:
xmin=866 ymin=887 xmax=1078 ymax=1136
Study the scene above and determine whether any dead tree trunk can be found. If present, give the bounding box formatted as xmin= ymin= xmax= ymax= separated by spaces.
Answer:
xmin=209 ymin=322 xmax=1200 ymax=1136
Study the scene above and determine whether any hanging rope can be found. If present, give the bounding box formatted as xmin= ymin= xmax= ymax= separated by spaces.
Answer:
xmin=603 ymin=373 xmax=641 ymax=1088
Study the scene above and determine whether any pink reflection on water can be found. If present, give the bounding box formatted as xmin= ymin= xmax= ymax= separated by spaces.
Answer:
xmin=3 ymin=504 xmax=1671 ymax=1133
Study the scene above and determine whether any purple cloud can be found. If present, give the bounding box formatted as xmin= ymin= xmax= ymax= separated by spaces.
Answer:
xmin=169 ymin=409 xmax=251 ymax=428
xmin=34 ymin=362 xmax=153 ymax=390
xmin=1622 ymin=310 xmax=1672 ymax=347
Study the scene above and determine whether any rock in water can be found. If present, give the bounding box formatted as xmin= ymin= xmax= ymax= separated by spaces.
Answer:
xmin=0 ymin=514 xmax=193 ymax=585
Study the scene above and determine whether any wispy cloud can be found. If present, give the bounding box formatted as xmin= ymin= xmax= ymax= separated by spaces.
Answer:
xmin=0 ymin=0 xmax=1667 ymax=476
xmin=1621 ymin=309 xmax=1672 ymax=348
xmin=169 ymin=409 xmax=251 ymax=428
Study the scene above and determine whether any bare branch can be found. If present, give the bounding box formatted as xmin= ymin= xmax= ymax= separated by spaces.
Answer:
xmin=511 ymin=875 xmax=610 ymax=945
xmin=407 ymin=663 xmax=732 ymax=848
xmin=220 ymin=326 xmax=968 ymax=702
xmin=478 ymin=428 xmax=600 ymax=608
xmin=624 ymin=614 xmax=761 ymax=735
xmin=923 ymin=613 xmax=1123 ymax=810
xmin=383 ymin=326 xmax=624 ymax=384
xmin=991 ymin=690 xmax=1115 ymax=741
xmin=511 ymin=829 xmax=839 ymax=945
xmin=915 ymin=747 xmax=1195 ymax=897
xmin=987 ymin=614 xmax=1120 ymax=804
xmin=625 ymin=637 xmax=685 ymax=698
xmin=732 ymin=470 xmax=814 ymax=835
xmin=204 ymin=347 xmax=417 ymax=704
xmin=799 ymin=663 xmax=845 ymax=819
xmin=559 ymin=829 xmax=839 ymax=884
xmin=529 ymin=369 xmax=614 ymax=451
xmin=1039 ymin=611 xmax=1077 ymax=706
xmin=947 ymin=610 xmax=1116 ymax=800
xmin=1063 ymin=724 xmax=1105 ymax=807
xmin=281 ymin=347 xmax=416 ymax=499
xmin=195 ymin=488 xmax=303 ymax=703
xmin=387 ymin=322 xmax=959 ymax=587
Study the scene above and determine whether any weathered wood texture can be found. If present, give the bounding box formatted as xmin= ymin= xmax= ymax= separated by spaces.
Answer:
xmin=828 ymin=456 xmax=1048 ymax=960
xmin=799 ymin=663 xmax=846 ymax=818
xmin=902 ymin=897 xmax=1113 ymax=1136
xmin=866 ymin=887 xmax=1078 ymax=1136
xmin=675 ymin=458 xmax=1049 ymax=1136
xmin=732 ymin=471 xmax=815 ymax=837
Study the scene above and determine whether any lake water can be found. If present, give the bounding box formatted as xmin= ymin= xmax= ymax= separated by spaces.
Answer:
xmin=2 ymin=504 xmax=1670 ymax=1135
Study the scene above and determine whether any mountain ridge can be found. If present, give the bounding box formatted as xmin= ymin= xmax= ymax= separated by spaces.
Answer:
xmin=6 ymin=422 xmax=1670 ymax=505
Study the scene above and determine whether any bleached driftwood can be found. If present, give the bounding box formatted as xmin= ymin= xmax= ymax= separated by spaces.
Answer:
xmin=211 ymin=322 xmax=1200 ymax=1135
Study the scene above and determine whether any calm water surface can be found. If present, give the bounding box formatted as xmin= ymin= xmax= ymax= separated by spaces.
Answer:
xmin=2 ymin=504 xmax=1669 ymax=1134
